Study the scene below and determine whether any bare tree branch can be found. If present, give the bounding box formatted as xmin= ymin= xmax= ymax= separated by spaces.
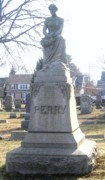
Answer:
xmin=0 ymin=0 xmax=54 ymax=71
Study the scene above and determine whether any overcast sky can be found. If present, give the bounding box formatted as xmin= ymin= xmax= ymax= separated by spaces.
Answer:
xmin=1 ymin=0 xmax=105 ymax=81
xmin=58 ymin=0 xmax=105 ymax=81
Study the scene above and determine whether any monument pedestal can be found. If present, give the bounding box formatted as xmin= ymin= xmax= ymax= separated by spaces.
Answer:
xmin=6 ymin=68 xmax=97 ymax=175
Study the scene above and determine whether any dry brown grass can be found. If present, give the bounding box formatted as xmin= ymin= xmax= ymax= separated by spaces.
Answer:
xmin=0 ymin=108 xmax=105 ymax=179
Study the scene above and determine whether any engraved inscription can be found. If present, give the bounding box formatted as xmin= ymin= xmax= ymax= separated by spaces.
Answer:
xmin=34 ymin=105 xmax=66 ymax=114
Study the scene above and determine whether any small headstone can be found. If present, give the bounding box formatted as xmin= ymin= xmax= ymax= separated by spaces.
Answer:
xmin=0 ymin=98 xmax=3 ymax=110
xmin=26 ymin=93 xmax=31 ymax=113
xmin=21 ymin=120 xmax=29 ymax=130
xmin=21 ymin=108 xmax=26 ymax=112
xmin=80 ymin=94 xmax=93 ymax=114
xmin=15 ymin=99 xmax=21 ymax=109
xmin=13 ymin=108 xmax=20 ymax=112
xmin=25 ymin=113 xmax=30 ymax=120
xmin=6 ymin=7 xmax=97 ymax=175
xmin=86 ymin=134 xmax=105 ymax=139
xmin=96 ymin=95 xmax=102 ymax=109
xmin=9 ymin=113 xmax=17 ymax=119
xmin=4 ymin=95 xmax=15 ymax=111
xmin=97 ymin=120 xmax=105 ymax=124
xmin=21 ymin=93 xmax=31 ymax=130
xmin=20 ymin=112 xmax=26 ymax=118
xmin=21 ymin=113 xmax=30 ymax=129
xmin=0 ymin=119 xmax=8 ymax=123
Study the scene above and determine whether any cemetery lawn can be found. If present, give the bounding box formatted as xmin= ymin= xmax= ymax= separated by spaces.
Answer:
xmin=0 ymin=108 xmax=105 ymax=180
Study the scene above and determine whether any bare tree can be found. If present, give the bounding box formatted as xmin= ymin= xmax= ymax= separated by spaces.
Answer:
xmin=0 ymin=0 xmax=56 ymax=72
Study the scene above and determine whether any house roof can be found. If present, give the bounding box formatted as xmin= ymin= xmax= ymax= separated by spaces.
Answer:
xmin=6 ymin=74 xmax=33 ymax=84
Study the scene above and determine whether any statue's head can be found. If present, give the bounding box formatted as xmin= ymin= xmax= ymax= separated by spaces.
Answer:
xmin=48 ymin=4 xmax=58 ymax=12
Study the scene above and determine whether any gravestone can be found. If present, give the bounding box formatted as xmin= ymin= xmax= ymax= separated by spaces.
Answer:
xmin=6 ymin=67 xmax=97 ymax=175
xmin=25 ymin=93 xmax=31 ymax=113
xmin=14 ymin=99 xmax=21 ymax=109
xmin=4 ymin=95 xmax=15 ymax=111
xmin=9 ymin=113 xmax=17 ymax=119
xmin=0 ymin=119 xmax=8 ymax=123
xmin=96 ymin=95 xmax=102 ymax=109
xmin=80 ymin=95 xmax=93 ymax=114
xmin=6 ymin=4 xmax=97 ymax=176
xmin=21 ymin=93 xmax=31 ymax=130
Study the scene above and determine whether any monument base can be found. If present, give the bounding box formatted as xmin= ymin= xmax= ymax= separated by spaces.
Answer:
xmin=6 ymin=68 xmax=97 ymax=175
xmin=6 ymin=139 xmax=97 ymax=175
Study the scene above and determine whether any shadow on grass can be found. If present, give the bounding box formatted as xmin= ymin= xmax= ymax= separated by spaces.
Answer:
xmin=0 ymin=165 xmax=80 ymax=180
xmin=79 ymin=113 xmax=105 ymax=121
xmin=0 ymin=127 xmax=21 ymax=135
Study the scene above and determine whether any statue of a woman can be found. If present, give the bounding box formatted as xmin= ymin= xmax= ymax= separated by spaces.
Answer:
xmin=41 ymin=4 xmax=67 ymax=69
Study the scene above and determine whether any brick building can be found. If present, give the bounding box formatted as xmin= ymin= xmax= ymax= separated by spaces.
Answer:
xmin=6 ymin=74 xmax=32 ymax=103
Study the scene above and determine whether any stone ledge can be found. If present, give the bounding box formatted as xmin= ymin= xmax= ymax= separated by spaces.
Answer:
xmin=10 ymin=130 xmax=27 ymax=140
xmin=6 ymin=139 xmax=97 ymax=175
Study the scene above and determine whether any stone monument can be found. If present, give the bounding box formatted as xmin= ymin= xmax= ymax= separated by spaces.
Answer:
xmin=5 ymin=95 xmax=15 ymax=111
xmin=14 ymin=99 xmax=21 ymax=109
xmin=6 ymin=4 xmax=97 ymax=175
xmin=96 ymin=94 xmax=102 ymax=109
xmin=21 ymin=93 xmax=31 ymax=130
xmin=80 ymin=94 xmax=93 ymax=114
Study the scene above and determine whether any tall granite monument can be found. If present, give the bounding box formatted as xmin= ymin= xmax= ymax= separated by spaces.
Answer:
xmin=6 ymin=4 xmax=97 ymax=175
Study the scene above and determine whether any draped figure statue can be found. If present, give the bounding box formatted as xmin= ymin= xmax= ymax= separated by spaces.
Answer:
xmin=41 ymin=4 xmax=67 ymax=68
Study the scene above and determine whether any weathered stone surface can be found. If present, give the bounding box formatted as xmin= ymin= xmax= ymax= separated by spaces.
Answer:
xmin=20 ymin=112 xmax=26 ymax=118
xmin=28 ymin=81 xmax=79 ymax=133
xmin=6 ymin=139 xmax=97 ymax=175
xmin=96 ymin=95 xmax=102 ymax=109
xmin=6 ymin=68 xmax=97 ymax=175
xmin=25 ymin=113 xmax=30 ymax=120
xmin=21 ymin=93 xmax=31 ymax=130
xmin=21 ymin=113 xmax=30 ymax=130
xmin=0 ymin=119 xmax=8 ymax=123
xmin=97 ymin=120 xmax=105 ymax=124
xmin=10 ymin=130 xmax=27 ymax=140
xmin=21 ymin=108 xmax=26 ymax=112
xmin=26 ymin=93 xmax=31 ymax=113
xmin=9 ymin=113 xmax=17 ymax=119
xmin=80 ymin=95 xmax=93 ymax=114
xmin=5 ymin=95 xmax=15 ymax=111
xmin=21 ymin=120 xmax=29 ymax=130
xmin=15 ymin=99 xmax=21 ymax=109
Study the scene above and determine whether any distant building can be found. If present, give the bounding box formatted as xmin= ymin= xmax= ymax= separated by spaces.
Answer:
xmin=6 ymin=74 xmax=32 ymax=103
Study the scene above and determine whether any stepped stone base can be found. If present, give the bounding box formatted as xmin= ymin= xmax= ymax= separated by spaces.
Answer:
xmin=6 ymin=67 xmax=98 ymax=175
xmin=10 ymin=130 xmax=27 ymax=140
xmin=6 ymin=139 xmax=97 ymax=175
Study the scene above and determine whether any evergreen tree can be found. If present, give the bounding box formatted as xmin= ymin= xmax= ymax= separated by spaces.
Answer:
xmin=36 ymin=58 xmax=43 ymax=71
